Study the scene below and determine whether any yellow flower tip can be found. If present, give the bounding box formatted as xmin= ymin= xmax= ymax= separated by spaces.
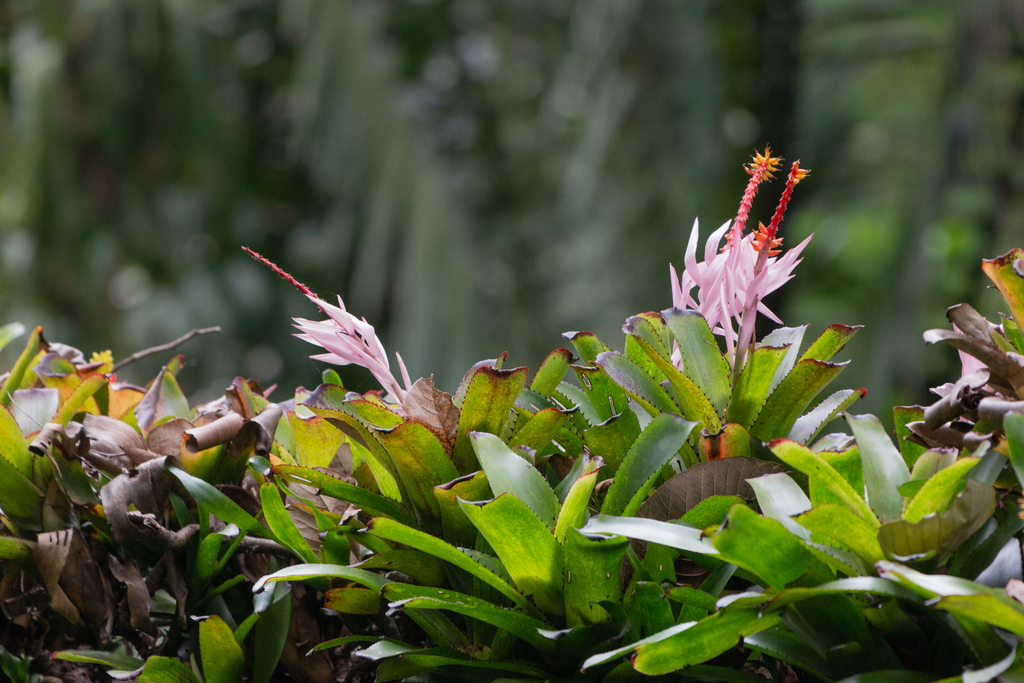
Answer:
xmin=747 ymin=147 xmax=783 ymax=181
xmin=90 ymin=350 xmax=114 ymax=373
xmin=791 ymin=162 xmax=810 ymax=183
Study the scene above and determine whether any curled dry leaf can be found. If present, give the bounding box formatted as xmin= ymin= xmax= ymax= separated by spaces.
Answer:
xmin=147 ymin=417 xmax=194 ymax=458
xmin=184 ymin=411 xmax=245 ymax=452
xmin=99 ymin=456 xmax=187 ymax=545
xmin=80 ymin=414 xmax=155 ymax=469
xmin=107 ymin=555 xmax=153 ymax=635
xmin=34 ymin=529 xmax=111 ymax=629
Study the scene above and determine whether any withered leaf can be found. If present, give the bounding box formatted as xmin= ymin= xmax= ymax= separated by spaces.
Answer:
xmin=184 ymin=411 xmax=245 ymax=452
xmin=134 ymin=367 xmax=190 ymax=436
xmin=99 ymin=456 xmax=187 ymax=545
xmin=34 ymin=529 xmax=110 ymax=627
xmin=147 ymin=417 xmax=194 ymax=458
xmin=403 ymin=376 xmax=460 ymax=451
xmin=108 ymin=555 xmax=153 ymax=635
xmin=81 ymin=414 xmax=149 ymax=468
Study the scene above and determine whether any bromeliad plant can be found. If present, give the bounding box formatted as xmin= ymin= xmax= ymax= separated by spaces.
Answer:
xmin=10 ymin=151 xmax=1024 ymax=683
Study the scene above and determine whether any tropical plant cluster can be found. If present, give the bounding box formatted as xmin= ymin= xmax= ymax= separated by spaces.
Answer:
xmin=5 ymin=154 xmax=1024 ymax=683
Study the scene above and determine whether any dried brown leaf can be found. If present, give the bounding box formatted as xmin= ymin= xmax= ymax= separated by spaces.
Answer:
xmin=184 ymin=411 xmax=245 ymax=452
xmin=147 ymin=417 xmax=194 ymax=458
xmin=108 ymin=555 xmax=153 ymax=635
xmin=402 ymin=376 xmax=460 ymax=452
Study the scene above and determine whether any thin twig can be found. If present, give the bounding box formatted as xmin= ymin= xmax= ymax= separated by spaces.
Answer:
xmin=112 ymin=327 xmax=222 ymax=372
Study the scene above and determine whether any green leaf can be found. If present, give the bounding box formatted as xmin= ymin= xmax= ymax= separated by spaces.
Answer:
xmin=744 ymin=626 xmax=833 ymax=680
xmin=629 ymin=581 xmax=675 ymax=637
xmin=594 ymin=352 xmax=682 ymax=417
xmin=252 ymin=563 xmax=388 ymax=593
xmin=799 ymin=324 xmax=862 ymax=363
xmin=470 ymin=431 xmax=560 ymax=528
xmin=253 ymin=579 xmax=289 ymax=683
xmin=563 ymin=528 xmax=628 ymax=627
xmin=632 ymin=609 xmax=783 ymax=675
xmin=353 ymin=549 xmax=446 ymax=588
xmin=0 ymin=326 xmax=42 ymax=409
xmin=0 ymin=404 xmax=32 ymax=477
xmin=366 ymin=517 xmax=540 ymax=618
xmin=302 ymin=384 xmax=403 ymax=500
xmin=893 ymin=406 xmax=927 ymax=468
xmin=272 ymin=464 xmax=416 ymax=526
xmin=377 ymin=421 xmax=460 ymax=518
xmin=878 ymin=481 xmax=996 ymax=562
xmin=796 ymin=505 xmax=885 ymax=565
xmin=600 ymin=413 xmax=698 ymax=517
xmin=450 ymin=365 xmax=528 ymax=474
xmin=459 ymin=493 xmax=564 ymax=617
xmin=770 ymin=440 xmax=878 ymax=528
xmin=1006 ymin=412 xmax=1024 ymax=490
xmin=509 ymin=407 xmax=569 ymax=454
xmin=325 ymin=586 xmax=381 ymax=615
xmin=286 ymin=413 xmax=344 ymax=468
xmin=170 ymin=468 xmax=276 ymax=539
xmin=903 ymin=457 xmax=978 ymax=523
xmin=134 ymin=367 xmax=189 ymax=435
xmin=788 ymin=388 xmax=866 ymax=446
xmin=530 ymin=348 xmax=573 ymax=397
xmin=200 ymin=616 xmax=243 ymax=683
xmin=750 ymin=359 xmax=848 ymax=441
xmin=727 ymin=344 xmax=790 ymax=428
xmin=982 ymin=248 xmax=1024 ymax=334
xmin=554 ymin=459 xmax=599 ymax=543
xmin=934 ymin=594 xmax=1024 ymax=638
xmin=260 ymin=482 xmax=318 ymax=563
xmin=0 ymin=536 xmax=33 ymax=563
xmin=54 ymin=373 xmax=107 ymax=426
xmin=662 ymin=308 xmax=732 ymax=415
xmin=383 ymin=583 xmax=552 ymax=648
xmin=760 ymin=326 xmax=809 ymax=393
xmin=848 ymin=413 xmax=911 ymax=523
xmin=581 ymin=514 xmax=718 ymax=555
xmin=433 ymin=470 xmax=490 ymax=548
xmin=582 ymin=409 xmax=641 ymax=472
xmin=137 ymin=657 xmax=202 ymax=683
xmin=53 ymin=649 xmax=145 ymax=670
xmin=712 ymin=504 xmax=833 ymax=587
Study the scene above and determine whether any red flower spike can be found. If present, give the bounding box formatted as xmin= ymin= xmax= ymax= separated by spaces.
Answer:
xmin=756 ymin=161 xmax=809 ymax=253
xmin=242 ymin=246 xmax=320 ymax=300
xmin=752 ymin=222 xmax=784 ymax=256
xmin=727 ymin=147 xmax=783 ymax=249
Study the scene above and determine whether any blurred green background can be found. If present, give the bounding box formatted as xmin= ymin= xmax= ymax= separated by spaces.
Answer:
xmin=0 ymin=0 xmax=1019 ymax=423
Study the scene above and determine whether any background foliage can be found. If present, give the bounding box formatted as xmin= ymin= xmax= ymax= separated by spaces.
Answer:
xmin=0 ymin=0 xmax=1021 ymax=418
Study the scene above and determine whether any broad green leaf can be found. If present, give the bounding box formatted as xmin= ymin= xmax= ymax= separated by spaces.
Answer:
xmin=848 ymin=413 xmax=911 ymax=523
xmin=470 ymin=431 xmax=560 ymax=528
xmin=353 ymin=549 xmax=446 ymax=588
xmin=878 ymin=481 xmax=996 ymax=562
xmin=384 ymin=583 xmax=552 ymax=648
xmin=680 ymin=495 xmax=746 ymax=529
xmin=582 ymin=409 xmax=641 ymax=472
xmin=744 ymin=626 xmax=833 ymax=680
xmin=554 ymin=461 xmax=599 ymax=543
xmin=325 ymin=586 xmax=381 ymax=615
xmin=1002 ymin=313 xmax=1024 ymax=353
xmin=366 ymin=517 xmax=540 ymax=618
xmin=582 ymin=622 xmax=693 ymax=670
xmin=662 ymin=308 xmax=732 ymax=415
xmin=341 ymin=397 xmax=404 ymax=429
xmin=632 ymin=609 xmax=783 ymax=675
xmin=909 ymin=448 xmax=958 ymax=481
xmin=170 ymin=468 xmax=275 ymax=539
xmin=0 ymin=326 xmax=42 ymax=409
xmin=982 ymin=248 xmax=1024 ymax=334
xmin=629 ymin=581 xmax=674 ymax=637
xmin=433 ymin=470 xmax=490 ymax=548
xmin=509 ymin=407 xmax=569 ymax=454
xmin=554 ymin=381 xmax=602 ymax=426
xmin=374 ymin=650 xmax=548 ymax=682
xmin=788 ymin=388 xmax=866 ymax=445
xmin=0 ymin=536 xmax=33 ymax=562
xmin=0 ymin=404 xmax=32 ymax=476
xmin=530 ymin=348 xmax=573 ymax=397
xmin=628 ymin=331 xmax=722 ymax=432
xmin=566 ymin=330 xmax=611 ymax=363
xmin=134 ymin=658 xmax=201 ymax=683
xmin=760 ymin=325 xmax=808 ymax=393
xmin=563 ymin=528 xmax=628 ymax=627
xmin=260 ymin=483 xmax=318 ymax=563
xmin=1006 ymin=412 xmax=1024 ymax=489
xmin=712 ymin=504 xmax=833 ymax=587
xmin=252 ymin=563 xmax=388 ymax=593
xmin=903 ymin=457 xmax=978 ymax=523
xmin=451 ymin=365 xmax=528 ymax=474
xmin=200 ymin=616 xmax=243 ymax=683
xmin=812 ymin=448 xmax=864 ymax=507
xmin=301 ymin=384 xmax=402 ymax=500
xmin=747 ymin=473 xmax=811 ymax=540
xmin=727 ymin=344 xmax=790 ymax=428
xmin=624 ymin=314 xmax=672 ymax=384
xmin=600 ymin=413 xmax=697 ymax=517
xmin=581 ymin=515 xmax=718 ymax=555
xmin=799 ymin=324 xmax=862 ymax=363
xmin=286 ymin=413 xmax=344 ymax=468
xmin=571 ymin=364 xmax=632 ymax=425
xmin=770 ymin=440 xmax=878 ymax=528
xmin=796 ymin=505 xmax=885 ymax=565
xmin=253 ymin=577 xmax=290 ymax=683
xmin=950 ymin=499 xmax=1024 ymax=580
xmin=272 ymin=465 xmax=416 ymax=526
xmin=893 ymin=406 xmax=927 ymax=468
xmin=459 ymin=493 xmax=564 ymax=617
xmin=637 ymin=457 xmax=782 ymax=523
xmin=594 ymin=351 xmax=682 ymax=418
xmin=750 ymin=359 xmax=848 ymax=441
xmin=935 ymin=594 xmax=1024 ymax=638
xmin=377 ymin=421 xmax=460 ymax=519
xmin=402 ymin=610 xmax=470 ymax=651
